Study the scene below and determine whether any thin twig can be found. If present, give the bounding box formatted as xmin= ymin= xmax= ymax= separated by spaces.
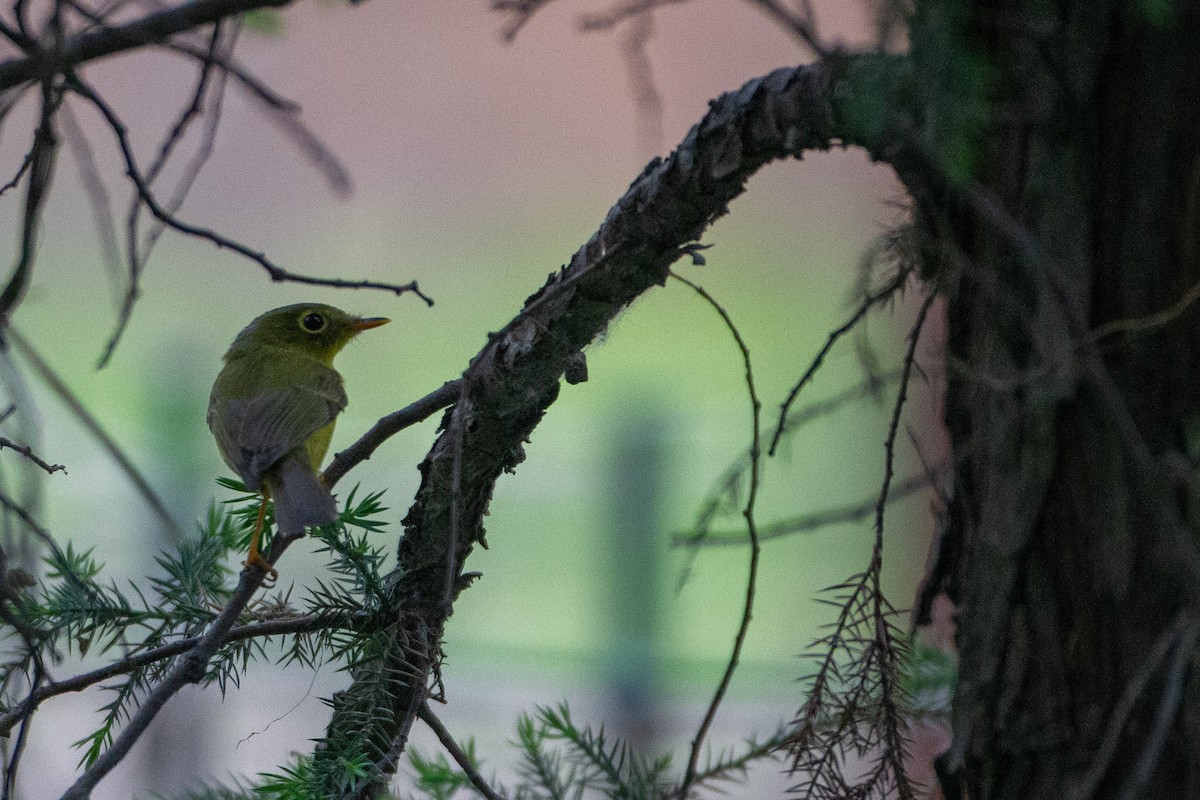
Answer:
xmin=768 ymin=266 xmax=914 ymax=455
xmin=0 ymin=0 xmax=296 ymax=91
xmin=98 ymin=23 xmax=233 ymax=369
xmin=6 ymin=327 xmax=183 ymax=538
xmin=1071 ymin=611 xmax=1193 ymax=800
xmin=144 ymin=23 xmax=223 ymax=188
xmin=1 ymin=655 xmax=41 ymax=800
xmin=59 ymin=102 xmax=123 ymax=306
xmin=418 ymin=703 xmax=508 ymax=800
xmin=0 ymin=82 xmax=59 ymax=321
xmin=323 ymin=379 xmax=463 ymax=490
xmin=617 ymin=8 xmax=663 ymax=160
xmin=579 ymin=0 xmax=690 ymax=30
xmin=0 ymin=149 xmax=33 ymax=197
xmin=671 ymin=272 xmax=762 ymax=799
xmin=867 ymin=289 xmax=937 ymax=800
xmin=492 ymin=0 xmax=556 ymax=41
xmin=69 ymin=77 xmax=434 ymax=305
xmin=1115 ymin=618 xmax=1198 ymax=800
xmin=164 ymin=38 xmax=297 ymax=111
xmin=0 ymin=610 xmax=364 ymax=736
xmin=58 ymin=527 xmax=305 ymax=800
xmin=1091 ymin=274 xmax=1200 ymax=341
xmin=0 ymin=435 xmax=63 ymax=475
xmin=677 ymin=371 xmax=901 ymax=582
xmin=0 ymin=486 xmax=53 ymax=543
xmin=256 ymin=93 xmax=352 ymax=199
xmin=676 ymin=468 xmax=935 ymax=546
xmin=741 ymin=0 xmax=829 ymax=57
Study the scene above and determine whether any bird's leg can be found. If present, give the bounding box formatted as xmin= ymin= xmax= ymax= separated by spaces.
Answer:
xmin=246 ymin=489 xmax=279 ymax=584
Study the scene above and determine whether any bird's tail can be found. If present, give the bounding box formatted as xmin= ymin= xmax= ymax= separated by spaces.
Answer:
xmin=268 ymin=453 xmax=338 ymax=536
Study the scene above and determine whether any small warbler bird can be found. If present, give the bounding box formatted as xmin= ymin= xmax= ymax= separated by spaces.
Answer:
xmin=208 ymin=303 xmax=389 ymax=576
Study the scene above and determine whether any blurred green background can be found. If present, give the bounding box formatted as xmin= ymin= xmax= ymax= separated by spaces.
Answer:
xmin=0 ymin=1 xmax=939 ymax=796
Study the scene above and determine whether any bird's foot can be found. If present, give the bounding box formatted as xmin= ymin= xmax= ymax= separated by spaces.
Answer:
xmin=244 ymin=551 xmax=279 ymax=587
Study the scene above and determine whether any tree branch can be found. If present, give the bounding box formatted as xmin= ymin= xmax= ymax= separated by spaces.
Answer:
xmin=418 ymin=703 xmax=508 ymax=800
xmin=322 ymin=379 xmax=464 ymax=490
xmin=59 ymin=530 xmax=305 ymax=800
xmin=313 ymin=52 xmax=914 ymax=797
xmin=0 ymin=610 xmax=360 ymax=737
xmin=0 ymin=0 xmax=295 ymax=91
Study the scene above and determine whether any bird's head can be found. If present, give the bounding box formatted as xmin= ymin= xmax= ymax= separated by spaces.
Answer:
xmin=226 ymin=303 xmax=390 ymax=365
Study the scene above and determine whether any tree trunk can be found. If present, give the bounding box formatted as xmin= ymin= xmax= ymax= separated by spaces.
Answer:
xmin=924 ymin=1 xmax=1200 ymax=798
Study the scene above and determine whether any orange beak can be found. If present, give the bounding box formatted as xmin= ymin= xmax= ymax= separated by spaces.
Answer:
xmin=350 ymin=317 xmax=390 ymax=333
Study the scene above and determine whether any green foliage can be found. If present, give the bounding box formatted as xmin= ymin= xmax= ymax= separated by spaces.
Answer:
xmin=154 ymin=784 xmax=256 ymax=800
xmin=253 ymin=754 xmax=374 ymax=800
xmin=394 ymin=703 xmax=792 ymax=800
xmin=909 ymin=0 xmax=991 ymax=184
xmin=405 ymin=744 xmax=478 ymax=800
xmin=0 ymin=481 xmax=393 ymax=774
xmin=901 ymin=637 xmax=956 ymax=718
xmin=242 ymin=9 xmax=285 ymax=36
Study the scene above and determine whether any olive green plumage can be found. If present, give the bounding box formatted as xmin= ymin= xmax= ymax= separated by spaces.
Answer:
xmin=208 ymin=303 xmax=388 ymax=573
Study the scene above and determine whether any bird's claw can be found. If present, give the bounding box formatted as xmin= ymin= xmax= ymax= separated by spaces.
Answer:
xmin=244 ymin=553 xmax=278 ymax=587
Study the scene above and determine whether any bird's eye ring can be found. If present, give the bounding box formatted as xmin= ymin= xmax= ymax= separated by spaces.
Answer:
xmin=300 ymin=312 xmax=326 ymax=333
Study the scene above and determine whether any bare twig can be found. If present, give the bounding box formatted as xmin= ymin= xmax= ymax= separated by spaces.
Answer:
xmin=0 ymin=610 xmax=364 ymax=737
xmin=6 ymin=327 xmax=183 ymax=538
xmin=1091 ymin=274 xmax=1200 ymax=341
xmin=866 ymin=289 xmax=937 ymax=800
xmin=0 ymin=435 xmax=63 ymax=475
xmin=491 ymin=0 xmax=556 ymax=41
xmin=322 ymin=379 xmax=463 ymax=490
xmin=0 ymin=490 xmax=51 ymax=545
xmin=418 ymin=703 xmax=508 ymax=800
xmin=742 ymin=0 xmax=829 ymax=57
xmin=70 ymin=77 xmax=433 ymax=305
xmin=1115 ymin=618 xmax=1198 ymax=800
xmin=59 ymin=102 xmax=122 ymax=305
xmin=676 ymin=468 xmax=934 ymax=546
xmin=98 ymin=23 xmax=234 ymax=368
xmin=768 ymin=265 xmax=914 ymax=455
xmin=0 ymin=149 xmax=33 ymax=197
xmin=58 ymin=528 xmax=305 ymax=800
xmin=685 ymin=372 xmax=898 ymax=544
xmin=617 ymin=8 xmax=663 ymax=159
xmin=0 ymin=0 xmax=296 ymax=91
xmin=143 ymin=23 xmax=224 ymax=188
xmin=256 ymin=95 xmax=352 ymax=198
xmin=671 ymin=272 xmax=762 ymax=799
xmin=1071 ymin=611 xmax=1194 ymax=800
xmin=164 ymin=38 xmax=297 ymax=111
xmin=579 ymin=0 xmax=691 ymax=31
xmin=0 ymin=83 xmax=59 ymax=321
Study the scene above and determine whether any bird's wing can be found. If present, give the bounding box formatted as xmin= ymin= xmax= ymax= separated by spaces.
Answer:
xmin=213 ymin=367 xmax=347 ymax=488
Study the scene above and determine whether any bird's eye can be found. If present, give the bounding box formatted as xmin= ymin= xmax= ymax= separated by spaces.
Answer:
xmin=300 ymin=312 xmax=326 ymax=333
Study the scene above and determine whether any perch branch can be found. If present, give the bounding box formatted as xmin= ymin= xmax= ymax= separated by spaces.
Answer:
xmin=313 ymin=53 xmax=915 ymax=797
xmin=59 ymin=530 xmax=306 ymax=800
xmin=0 ymin=610 xmax=361 ymax=737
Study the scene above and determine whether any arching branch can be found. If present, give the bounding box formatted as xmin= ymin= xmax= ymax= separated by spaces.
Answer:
xmin=313 ymin=51 xmax=916 ymax=796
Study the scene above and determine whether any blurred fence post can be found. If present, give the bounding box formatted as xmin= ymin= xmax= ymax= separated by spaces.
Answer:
xmin=605 ymin=409 xmax=666 ymax=753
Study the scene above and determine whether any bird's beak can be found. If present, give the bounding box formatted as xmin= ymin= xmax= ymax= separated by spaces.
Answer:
xmin=350 ymin=317 xmax=390 ymax=332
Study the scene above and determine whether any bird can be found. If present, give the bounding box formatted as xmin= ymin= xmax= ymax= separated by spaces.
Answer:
xmin=208 ymin=303 xmax=389 ymax=578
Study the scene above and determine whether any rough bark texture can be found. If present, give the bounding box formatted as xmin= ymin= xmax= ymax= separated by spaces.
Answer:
xmin=313 ymin=54 xmax=914 ymax=798
xmin=318 ymin=4 xmax=1200 ymax=798
xmin=919 ymin=2 xmax=1200 ymax=798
